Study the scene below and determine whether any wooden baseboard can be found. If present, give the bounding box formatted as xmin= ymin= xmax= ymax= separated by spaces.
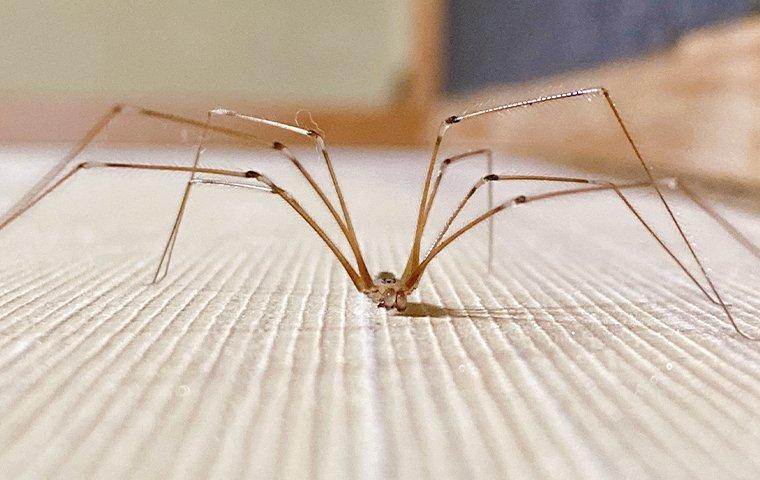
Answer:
xmin=0 ymin=97 xmax=434 ymax=146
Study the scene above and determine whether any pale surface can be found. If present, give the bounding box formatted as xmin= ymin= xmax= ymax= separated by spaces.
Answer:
xmin=0 ymin=147 xmax=759 ymax=479
xmin=0 ymin=1 xmax=410 ymax=105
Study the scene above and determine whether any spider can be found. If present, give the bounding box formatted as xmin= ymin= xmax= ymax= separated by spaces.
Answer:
xmin=1 ymin=88 xmax=758 ymax=338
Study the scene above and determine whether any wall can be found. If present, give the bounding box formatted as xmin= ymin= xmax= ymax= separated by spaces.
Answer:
xmin=0 ymin=1 xmax=411 ymax=106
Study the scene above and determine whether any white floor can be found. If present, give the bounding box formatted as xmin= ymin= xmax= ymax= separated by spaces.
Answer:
xmin=1 ymin=146 xmax=759 ymax=479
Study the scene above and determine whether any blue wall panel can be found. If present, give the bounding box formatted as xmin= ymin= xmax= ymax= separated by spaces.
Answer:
xmin=445 ymin=1 xmax=755 ymax=93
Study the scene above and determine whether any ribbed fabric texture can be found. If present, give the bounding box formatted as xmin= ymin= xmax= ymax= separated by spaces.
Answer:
xmin=0 ymin=147 xmax=758 ymax=479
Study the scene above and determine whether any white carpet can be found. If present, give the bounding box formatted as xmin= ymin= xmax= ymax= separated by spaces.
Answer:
xmin=0 ymin=145 xmax=759 ymax=479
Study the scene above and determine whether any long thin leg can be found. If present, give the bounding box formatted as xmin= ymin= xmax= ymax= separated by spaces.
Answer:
xmin=402 ymin=120 xmax=450 ymax=277
xmin=407 ymin=180 xmax=758 ymax=340
xmin=145 ymin=107 xmax=373 ymax=285
xmin=608 ymin=186 xmax=754 ymax=339
xmin=0 ymin=104 xmax=269 ymax=231
xmin=403 ymin=91 xmax=605 ymax=276
xmin=487 ymin=153 xmax=494 ymax=272
xmin=152 ymin=113 xmax=213 ymax=284
xmin=674 ymin=181 xmax=760 ymax=261
xmin=403 ymin=87 xmax=708 ymax=290
xmin=142 ymin=108 xmax=371 ymax=284
xmin=423 ymin=174 xmax=592 ymax=263
xmin=0 ymin=161 xmax=366 ymax=291
xmin=155 ymin=174 xmax=276 ymax=282
xmin=0 ymin=167 xmax=85 ymax=231
xmin=421 ymin=149 xmax=495 ymax=270
xmin=418 ymin=174 xmax=722 ymax=306
xmin=0 ymin=105 xmax=124 ymax=229
xmin=211 ymin=109 xmax=372 ymax=285
xmin=0 ymin=162 xmax=256 ymax=234
xmin=425 ymin=171 xmax=760 ymax=301
xmin=2 ymin=104 xmax=372 ymax=285
xmin=189 ymin=178 xmax=273 ymax=193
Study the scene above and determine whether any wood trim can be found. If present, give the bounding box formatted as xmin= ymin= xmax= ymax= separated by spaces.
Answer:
xmin=408 ymin=0 xmax=443 ymax=111
xmin=0 ymin=99 xmax=427 ymax=146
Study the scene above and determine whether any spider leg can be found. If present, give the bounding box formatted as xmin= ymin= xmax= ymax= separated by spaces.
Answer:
xmin=154 ymin=176 xmax=273 ymax=285
xmin=2 ymin=104 xmax=372 ymax=285
xmin=403 ymin=90 xmax=607 ymax=276
xmin=418 ymin=174 xmax=723 ymax=306
xmin=0 ymin=161 xmax=366 ymax=291
xmin=673 ymin=181 xmax=760 ymax=261
xmin=608 ymin=186 xmax=755 ymax=340
xmin=0 ymin=104 xmax=270 ymax=230
xmin=407 ymin=180 xmax=759 ymax=340
xmin=144 ymin=107 xmax=373 ymax=284
xmin=0 ymin=167 xmax=82 ymax=232
xmin=403 ymin=87 xmax=699 ymax=286
xmin=422 ymin=174 xmax=591 ymax=265
xmin=152 ymin=112 xmax=213 ymax=284
xmin=422 ymin=149 xmax=495 ymax=271
xmin=210 ymin=109 xmax=372 ymax=285
xmin=0 ymin=105 xmax=124 ymax=230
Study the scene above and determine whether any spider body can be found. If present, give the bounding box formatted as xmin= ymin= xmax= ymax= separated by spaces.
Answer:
xmin=369 ymin=272 xmax=409 ymax=311
xmin=1 ymin=88 xmax=757 ymax=338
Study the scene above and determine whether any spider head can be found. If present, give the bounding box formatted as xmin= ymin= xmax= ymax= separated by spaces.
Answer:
xmin=371 ymin=271 xmax=408 ymax=311
xmin=375 ymin=271 xmax=397 ymax=286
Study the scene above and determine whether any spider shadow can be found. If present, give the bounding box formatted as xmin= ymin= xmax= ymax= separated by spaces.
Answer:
xmin=392 ymin=301 xmax=513 ymax=319
xmin=391 ymin=301 xmax=689 ymax=335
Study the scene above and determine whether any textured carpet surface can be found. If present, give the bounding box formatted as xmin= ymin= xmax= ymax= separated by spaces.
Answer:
xmin=0 ymin=146 xmax=759 ymax=479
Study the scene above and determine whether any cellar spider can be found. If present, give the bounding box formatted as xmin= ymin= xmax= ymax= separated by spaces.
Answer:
xmin=1 ymin=88 xmax=758 ymax=339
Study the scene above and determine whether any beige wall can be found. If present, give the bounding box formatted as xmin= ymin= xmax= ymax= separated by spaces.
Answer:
xmin=0 ymin=1 xmax=411 ymax=106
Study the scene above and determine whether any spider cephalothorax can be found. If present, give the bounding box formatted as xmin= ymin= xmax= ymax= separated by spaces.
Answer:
xmin=369 ymin=272 xmax=409 ymax=311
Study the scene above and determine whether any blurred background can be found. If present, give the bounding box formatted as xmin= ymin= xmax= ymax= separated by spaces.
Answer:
xmin=1 ymin=1 xmax=759 ymax=186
